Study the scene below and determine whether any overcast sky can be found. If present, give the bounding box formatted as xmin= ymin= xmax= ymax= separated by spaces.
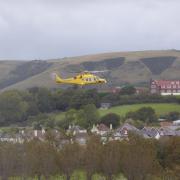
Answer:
xmin=0 ymin=0 xmax=180 ymax=60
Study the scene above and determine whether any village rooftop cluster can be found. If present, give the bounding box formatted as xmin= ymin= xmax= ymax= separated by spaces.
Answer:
xmin=1 ymin=120 xmax=180 ymax=145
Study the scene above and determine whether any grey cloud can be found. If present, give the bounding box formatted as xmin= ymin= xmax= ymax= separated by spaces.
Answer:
xmin=0 ymin=0 xmax=180 ymax=60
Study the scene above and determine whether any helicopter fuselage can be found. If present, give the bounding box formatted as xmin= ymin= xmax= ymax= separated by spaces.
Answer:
xmin=55 ymin=72 xmax=107 ymax=85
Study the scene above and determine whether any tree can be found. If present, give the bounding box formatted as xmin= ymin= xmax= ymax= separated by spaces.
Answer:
xmin=19 ymin=90 xmax=39 ymax=116
xmin=167 ymin=111 xmax=180 ymax=121
xmin=24 ymin=140 xmax=57 ymax=180
xmin=120 ymin=135 xmax=161 ymax=180
xmin=100 ymin=113 xmax=120 ymax=128
xmin=0 ymin=90 xmax=28 ymax=125
xmin=101 ymin=93 xmax=120 ymax=106
xmin=53 ymin=89 xmax=74 ymax=111
xmin=156 ymin=137 xmax=180 ymax=178
xmin=83 ymin=135 xmax=102 ymax=180
xmin=61 ymin=109 xmax=78 ymax=129
xmin=101 ymin=141 xmax=121 ymax=180
xmin=120 ymin=85 xmax=136 ymax=95
xmin=82 ymin=104 xmax=100 ymax=128
xmin=75 ymin=109 xmax=87 ymax=128
xmin=57 ymin=143 xmax=82 ymax=180
xmin=126 ymin=107 xmax=157 ymax=124
xmin=70 ymin=90 xmax=91 ymax=109
xmin=0 ymin=143 xmax=22 ymax=180
xmin=30 ymin=114 xmax=54 ymax=130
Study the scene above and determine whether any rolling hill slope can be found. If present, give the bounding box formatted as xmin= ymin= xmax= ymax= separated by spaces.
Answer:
xmin=1 ymin=50 xmax=180 ymax=91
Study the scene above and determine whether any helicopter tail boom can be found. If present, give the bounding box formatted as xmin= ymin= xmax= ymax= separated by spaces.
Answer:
xmin=51 ymin=73 xmax=63 ymax=83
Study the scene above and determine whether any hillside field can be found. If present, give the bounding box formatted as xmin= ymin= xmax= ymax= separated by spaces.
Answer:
xmin=2 ymin=50 xmax=180 ymax=90
xmin=99 ymin=103 xmax=180 ymax=117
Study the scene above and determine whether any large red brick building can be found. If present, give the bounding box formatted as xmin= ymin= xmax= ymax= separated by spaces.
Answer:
xmin=150 ymin=80 xmax=180 ymax=95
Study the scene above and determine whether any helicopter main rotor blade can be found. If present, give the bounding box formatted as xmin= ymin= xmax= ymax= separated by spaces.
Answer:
xmin=85 ymin=70 xmax=109 ymax=73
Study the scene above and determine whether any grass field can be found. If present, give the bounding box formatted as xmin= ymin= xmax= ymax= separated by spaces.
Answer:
xmin=99 ymin=103 xmax=180 ymax=117
xmin=53 ymin=103 xmax=180 ymax=122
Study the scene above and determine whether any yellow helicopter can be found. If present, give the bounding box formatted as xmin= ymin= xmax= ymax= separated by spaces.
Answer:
xmin=52 ymin=71 xmax=107 ymax=86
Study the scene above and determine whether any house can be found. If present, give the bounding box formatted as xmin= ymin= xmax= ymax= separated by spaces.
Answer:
xmin=0 ymin=133 xmax=24 ymax=143
xmin=114 ymin=123 xmax=145 ymax=140
xmin=74 ymin=132 xmax=88 ymax=145
xmin=100 ymin=103 xmax=111 ymax=109
xmin=176 ymin=131 xmax=180 ymax=136
xmin=173 ymin=120 xmax=180 ymax=126
xmin=135 ymin=87 xmax=147 ymax=94
xmin=141 ymin=127 xmax=160 ymax=139
xmin=158 ymin=127 xmax=176 ymax=137
xmin=67 ymin=125 xmax=87 ymax=135
xmin=66 ymin=125 xmax=88 ymax=145
xmin=141 ymin=127 xmax=178 ymax=139
xmin=91 ymin=123 xmax=110 ymax=136
xmin=150 ymin=79 xmax=180 ymax=95
xmin=160 ymin=121 xmax=173 ymax=127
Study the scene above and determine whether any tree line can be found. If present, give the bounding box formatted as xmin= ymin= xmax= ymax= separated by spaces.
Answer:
xmin=0 ymin=87 xmax=180 ymax=126
xmin=0 ymin=134 xmax=179 ymax=180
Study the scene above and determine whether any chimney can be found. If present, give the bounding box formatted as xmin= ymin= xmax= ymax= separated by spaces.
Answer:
xmin=110 ymin=124 xmax=113 ymax=130
xmin=42 ymin=128 xmax=45 ymax=135
xmin=34 ymin=130 xmax=38 ymax=137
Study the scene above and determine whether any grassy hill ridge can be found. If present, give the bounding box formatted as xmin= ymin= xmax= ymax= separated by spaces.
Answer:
xmin=1 ymin=50 xmax=180 ymax=90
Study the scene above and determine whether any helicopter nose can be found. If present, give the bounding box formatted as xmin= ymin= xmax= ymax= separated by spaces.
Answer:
xmin=99 ymin=79 xmax=107 ymax=83
xmin=101 ymin=79 xmax=107 ymax=83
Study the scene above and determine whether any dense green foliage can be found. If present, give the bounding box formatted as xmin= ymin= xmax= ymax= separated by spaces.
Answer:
xmin=120 ymin=85 xmax=136 ymax=95
xmin=166 ymin=111 xmax=180 ymax=121
xmin=100 ymin=113 xmax=120 ymax=128
xmin=126 ymin=107 xmax=157 ymax=123
xmin=57 ymin=104 xmax=100 ymax=129
xmin=0 ymin=91 xmax=28 ymax=125
xmin=0 ymin=87 xmax=180 ymax=127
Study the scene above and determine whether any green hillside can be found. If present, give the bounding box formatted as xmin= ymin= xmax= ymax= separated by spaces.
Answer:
xmin=1 ymin=50 xmax=180 ymax=90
